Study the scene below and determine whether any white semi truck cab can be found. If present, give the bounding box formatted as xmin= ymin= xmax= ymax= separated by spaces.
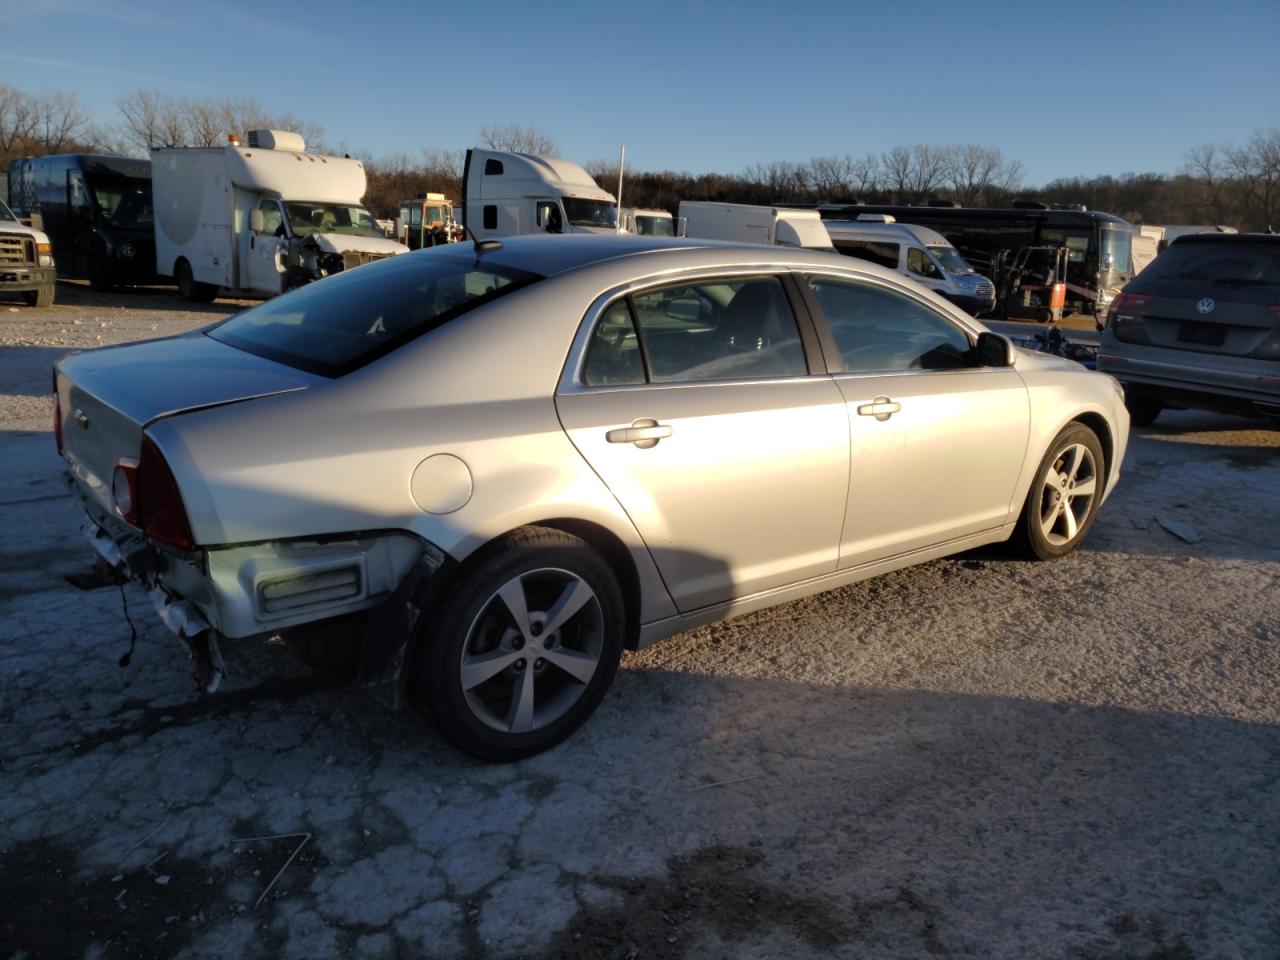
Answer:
xmin=621 ymin=207 xmax=675 ymax=236
xmin=462 ymin=149 xmax=618 ymax=240
xmin=153 ymin=130 xmax=407 ymax=301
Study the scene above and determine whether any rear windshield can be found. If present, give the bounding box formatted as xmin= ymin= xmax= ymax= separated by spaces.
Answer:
xmin=1143 ymin=240 xmax=1280 ymax=287
xmin=208 ymin=253 xmax=540 ymax=376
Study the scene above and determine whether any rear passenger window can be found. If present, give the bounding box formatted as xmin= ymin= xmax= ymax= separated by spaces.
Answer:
xmin=583 ymin=300 xmax=645 ymax=386
xmin=631 ymin=276 xmax=807 ymax=383
xmin=807 ymin=277 xmax=972 ymax=373
xmin=483 ymin=205 xmax=497 ymax=230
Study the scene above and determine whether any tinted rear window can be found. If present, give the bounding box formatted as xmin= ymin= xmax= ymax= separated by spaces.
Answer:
xmin=208 ymin=253 xmax=540 ymax=376
xmin=1144 ymin=241 xmax=1280 ymax=286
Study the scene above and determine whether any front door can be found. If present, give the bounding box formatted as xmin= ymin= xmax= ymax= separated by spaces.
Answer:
xmin=247 ymin=199 xmax=286 ymax=295
xmin=802 ymin=273 xmax=1030 ymax=569
xmin=66 ymin=170 xmax=94 ymax=276
xmin=557 ymin=274 xmax=850 ymax=612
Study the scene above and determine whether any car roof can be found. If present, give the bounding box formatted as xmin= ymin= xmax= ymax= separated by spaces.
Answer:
xmin=419 ymin=234 xmax=856 ymax=278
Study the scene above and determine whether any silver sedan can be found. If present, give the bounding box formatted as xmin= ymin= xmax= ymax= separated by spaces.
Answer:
xmin=55 ymin=236 xmax=1130 ymax=760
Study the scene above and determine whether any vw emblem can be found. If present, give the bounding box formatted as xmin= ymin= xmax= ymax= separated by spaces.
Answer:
xmin=1196 ymin=298 xmax=1215 ymax=314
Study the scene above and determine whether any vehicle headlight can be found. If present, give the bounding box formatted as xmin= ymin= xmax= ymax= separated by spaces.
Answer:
xmin=37 ymin=242 xmax=53 ymax=267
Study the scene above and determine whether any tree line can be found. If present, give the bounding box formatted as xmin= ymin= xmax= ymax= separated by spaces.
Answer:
xmin=2 ymin=84 xmax=1276 ymax=231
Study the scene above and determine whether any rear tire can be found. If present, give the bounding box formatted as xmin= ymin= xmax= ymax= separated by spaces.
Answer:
xmin=414 ymin=527 xmax=625 ymax=762
xmin=1013 ymin=423 xmax=1105 ymax=561
xmin=22 ymin=285 xmax=53 ymax=308
xmin=175 ymin=259 xmax=218 ymax=303
xmin=1125 ymin=394 xmax=1162 ymax=427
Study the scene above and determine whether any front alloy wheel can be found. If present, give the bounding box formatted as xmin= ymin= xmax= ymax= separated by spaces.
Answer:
xmin=1015 ymin=423 xmax=1106 ymax=560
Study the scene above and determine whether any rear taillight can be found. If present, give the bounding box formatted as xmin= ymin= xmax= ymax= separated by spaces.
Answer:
xmin=112 ymin=458 xmax=140 ymax=525
xmin=138 ymin=437 xmax=195 ymax=550
xmin=1106 ymin=291 xmax=1153 ymax=324
xmin=52 ymin=370 xmax=63 ymax=455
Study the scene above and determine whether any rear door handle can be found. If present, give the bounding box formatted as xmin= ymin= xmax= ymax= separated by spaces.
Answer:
xmin=606 ymin=418 xmax=672 ymax=448
xmin=856 ymin=396 xmax=901 ymax=421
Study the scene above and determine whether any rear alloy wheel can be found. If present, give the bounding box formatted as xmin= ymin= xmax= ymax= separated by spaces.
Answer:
xmin=1015 ymin=423 xmax=1105 ymax=560
xmin=1125 ymin=394 xmax=1162 ymax=427
xmin=417 ymin=528 xmax=624 ymax=761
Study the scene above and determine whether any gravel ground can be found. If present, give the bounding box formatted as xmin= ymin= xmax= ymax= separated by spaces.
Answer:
xmin=1 ymin=282 xmax=1278 ymax=959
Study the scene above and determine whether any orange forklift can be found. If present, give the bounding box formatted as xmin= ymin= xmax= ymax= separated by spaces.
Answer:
xmin=397 ymin=193 xmax=462 ymax=250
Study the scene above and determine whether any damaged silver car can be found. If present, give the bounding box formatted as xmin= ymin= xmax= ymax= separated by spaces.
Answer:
xmin=56 ymin=235 xmax=1129 ymax=760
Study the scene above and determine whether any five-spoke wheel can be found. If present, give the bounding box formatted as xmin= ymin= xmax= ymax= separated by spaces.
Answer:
xmin=1016 ymin=423 xmax=1106 ymax=560
xmin=415 ymin=527 xmax=624 ymax=761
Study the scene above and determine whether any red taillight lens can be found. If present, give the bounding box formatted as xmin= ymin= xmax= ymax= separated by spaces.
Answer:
xmin=52 ymin=369 xmax=63 ymax=455
xmin=1106 ymin=291 xmax=1153 ymax=320
xmin=138 ymin=437 xmax=195 ymax=549
xmin=112 ymin=458 xmax=140 ymax=525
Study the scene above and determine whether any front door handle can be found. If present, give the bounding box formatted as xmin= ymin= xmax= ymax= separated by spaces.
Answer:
xmin=856 ymin=396 xmax=901 ymax=421
xmin=606 ymin=418 xmax=672 ymax=448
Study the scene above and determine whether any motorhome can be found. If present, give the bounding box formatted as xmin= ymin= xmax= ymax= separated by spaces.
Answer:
xmin=8 ymin=154 xmax=156 ymax=289
xmin=152 ymin=130 xmax=406 ymax=301
xmin=825 ymin=216 xmax=995 ymax=315
xmin=461 ymin=149 xmax=618 ymax=239
xmin=621 ymin=207 xmax=675 ymax=236
xmin=677 ymin=202 xmax=831 ymax=248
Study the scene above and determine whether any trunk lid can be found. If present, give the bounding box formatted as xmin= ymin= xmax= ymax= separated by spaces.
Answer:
xmin=56 ymin=331 xmax=318 ymax=514
xmin=1119 ymin=278 xmax=1279 ymax=358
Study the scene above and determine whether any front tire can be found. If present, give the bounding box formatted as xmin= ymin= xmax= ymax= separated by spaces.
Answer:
xmin=22 ymin=285 xmax=53 ymax=307
xmin=1014 ymin=423 xmax=1105 ymax=561
xmin=415 ymin=527 xmax=625 ymax=762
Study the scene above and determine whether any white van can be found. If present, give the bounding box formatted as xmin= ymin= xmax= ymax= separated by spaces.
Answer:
xmin=153 ymin=130 xmax=406 ymax=301
xmin=825 ymin=215 xmax=995 ymax=315
xmin=462 ymin=149 xmax=618 ymax=239
xmin=677 ymin=202 xmax=831 ymax=248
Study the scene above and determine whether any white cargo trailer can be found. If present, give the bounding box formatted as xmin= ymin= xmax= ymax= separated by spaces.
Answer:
xmin=153 ymin=130 xmax=406 ymax=301
xmin=677 ymin=202 xmax=832 ymax=249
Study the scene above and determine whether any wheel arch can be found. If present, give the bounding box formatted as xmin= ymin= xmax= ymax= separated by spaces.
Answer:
xmin=1071 ymin=411 xmax=1113 ymax=483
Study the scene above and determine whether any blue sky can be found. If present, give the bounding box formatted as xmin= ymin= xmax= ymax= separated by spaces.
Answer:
xmin=2 ymin=0 xmax=1276 ymax=185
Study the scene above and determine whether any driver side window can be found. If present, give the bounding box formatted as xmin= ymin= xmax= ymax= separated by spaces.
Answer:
xmin=256 ymin=199 xmax=283 ymax=236
xmin=807 ymin=276 xmax=972 ymax=374
xmin=907 ymin=247 xmax=942 ymax=280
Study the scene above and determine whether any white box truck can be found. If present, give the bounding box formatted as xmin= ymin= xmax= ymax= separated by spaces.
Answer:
xmin=462 ymin=149 xmax=619 ymax=240
xmin=677 ymin=201 xmax=832 ymax=249
xmin=153 ymin=130 xmax=407 ymax=301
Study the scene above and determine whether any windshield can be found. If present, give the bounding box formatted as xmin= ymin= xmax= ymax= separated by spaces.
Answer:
xmin=89 ymin=177 xmax=153 ymax=228
xmin=1100 ymin=227 xmax=1133 ymax=279
xmin=209 ymin=253 xmax=541 ymax=377
xmin=634 ymin=214 xmax=673 ymax=236
xmin=426 ymin=205 xmax=449 ymax=223
xmin=0 ymin=201 xmax=14 ymax=222
xmin=284 ymin=202 xmax=384 ymax=239
xmin=562 ymin=197 xmax=616 ymax=228
xmin=928 ymin=245 xmax=973 ymax=275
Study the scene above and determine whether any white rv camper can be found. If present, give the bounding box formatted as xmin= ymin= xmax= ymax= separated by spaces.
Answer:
xmin=153 ymin=130 xmax=406 ymax=301
xmin=462 ymin=149 xmax=618 ymax=240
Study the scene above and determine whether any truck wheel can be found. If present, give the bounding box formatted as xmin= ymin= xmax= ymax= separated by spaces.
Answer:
xmin=413 ymin=527 xmax=625 ymax=762
xmin=175 ymin=260 xmax=218 ymax=303
xmin=22 ymin=286 xmax=54 ymax=308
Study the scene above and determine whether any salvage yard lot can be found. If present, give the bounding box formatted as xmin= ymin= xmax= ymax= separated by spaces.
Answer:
xmin=2 ymin=282 xmax=1278 ymax=959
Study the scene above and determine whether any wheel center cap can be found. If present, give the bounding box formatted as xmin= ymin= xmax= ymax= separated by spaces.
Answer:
xmin=527 ymin=645 xmax=541 ymax=657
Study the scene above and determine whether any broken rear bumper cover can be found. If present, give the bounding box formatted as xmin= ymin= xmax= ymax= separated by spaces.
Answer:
xmin=71 ymin=474 xmax=446 ymax=697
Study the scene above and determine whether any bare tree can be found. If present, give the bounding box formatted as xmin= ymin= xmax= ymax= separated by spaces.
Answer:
xmin=743 ymin=160 xmax=809 ymax=201
xmin=806 ymin=155 xmax=855 ymax=199
xmin=849 ymin=152 xmax=881 ymax=196
xmin=0 ymin=84 xmax=37 ymax=159
xmin=31 ymin=90 xmax=92 ymax=153
xmin=944 ymin=144 xmax=1023 ymax=206
xmin=478 ymin=123 xmax=556 ymax=155
xmin=185 ymin=98 xmax=224 ymax=148
xmin=881 ymin=144 xmax=948 ymax=201
xmin=1223 ymin=128 xmax=1280 ymax=230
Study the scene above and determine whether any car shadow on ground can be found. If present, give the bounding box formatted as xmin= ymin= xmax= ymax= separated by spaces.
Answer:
xmin=52 ymin=280 xmax=253 ymax=315
xmin=0 ymin=345 xmax=81 ymax=397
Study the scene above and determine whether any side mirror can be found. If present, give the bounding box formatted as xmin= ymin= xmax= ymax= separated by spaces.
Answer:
xmin=975 ymin=331 xmax=1014 ymax=367
xmin=249 ymin=209 xmax=264 ymax=233
xmin=536 ymin=207 xmax=550 ymax=230
xmin=676 ymin=216 xmax=688 ymax=238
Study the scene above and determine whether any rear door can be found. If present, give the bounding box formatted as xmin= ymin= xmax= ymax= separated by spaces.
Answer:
xmin=801 ymin=273 xmax=1030 ymax=568
xmin=557 ymin=272 xmax=850 ymax=612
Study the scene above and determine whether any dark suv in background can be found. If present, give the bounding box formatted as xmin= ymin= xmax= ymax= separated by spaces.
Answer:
xmin=1098 ymin=233 xmax=1280 ymax=426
